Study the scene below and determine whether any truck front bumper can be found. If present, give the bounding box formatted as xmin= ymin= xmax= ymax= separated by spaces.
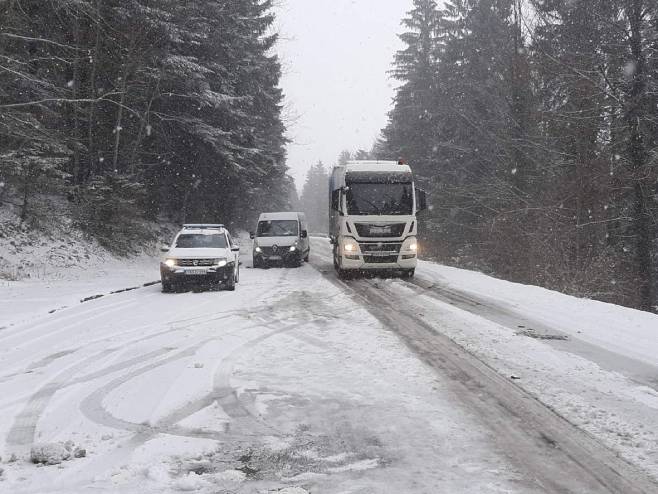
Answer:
xmin=339 ymin=255 xmax=417 ymax=270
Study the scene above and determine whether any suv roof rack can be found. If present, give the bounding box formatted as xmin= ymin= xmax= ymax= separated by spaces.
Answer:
xmin=182 ymin=223 xmax=225 ymax=230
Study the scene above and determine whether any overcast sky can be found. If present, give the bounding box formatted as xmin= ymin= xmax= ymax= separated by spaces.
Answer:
xmin=275 ymin=0 xmax=413 ymax=190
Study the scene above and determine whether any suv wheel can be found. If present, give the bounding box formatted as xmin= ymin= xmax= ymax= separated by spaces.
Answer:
xmin=162 ymin=280 xmax=174 ymax=293
xmin=225 ymin=270 xmax=236 ymax=291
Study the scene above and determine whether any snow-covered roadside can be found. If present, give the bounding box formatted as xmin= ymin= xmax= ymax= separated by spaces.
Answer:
xmin=417 ymin=262 xmax=658 ymax=369
xmin=0 ymin=256 xmax=160 ymax=330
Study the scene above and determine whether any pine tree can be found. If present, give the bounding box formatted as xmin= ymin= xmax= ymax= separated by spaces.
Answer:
xmin=299 ymin=162 xmax=329 ymax=233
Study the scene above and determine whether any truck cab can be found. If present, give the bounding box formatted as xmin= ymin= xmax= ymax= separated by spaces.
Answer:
xmin=329 ymin=161 xmax=427 ymax=278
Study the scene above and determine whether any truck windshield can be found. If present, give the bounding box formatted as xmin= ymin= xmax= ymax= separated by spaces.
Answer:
xmin=257 ymin=220 xmax=299 ymax=237
xmin=346 ymin=183 xmax=413 ymax=215
xmin=175 ymin=234 xmax=227 ymax=248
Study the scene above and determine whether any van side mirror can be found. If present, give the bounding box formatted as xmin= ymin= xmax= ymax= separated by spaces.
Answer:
xmin=331 ymin=189 xmax=341 ymax=213
xmin=415 ymin=188 xmax=428 ymax=213
xmin=249 ymin=232 xmax=255 ymax=239
xmin=301 ymin=230 xmax=308 ymax=238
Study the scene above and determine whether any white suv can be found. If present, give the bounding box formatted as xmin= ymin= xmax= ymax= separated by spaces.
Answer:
xmin=160 ymin=224 xmax=240 ymax=292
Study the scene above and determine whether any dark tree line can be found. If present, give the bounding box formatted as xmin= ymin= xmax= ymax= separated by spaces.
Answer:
xmin=0 ymin=0 xmax=292 ymax=248
xmin=380 ymin=0 xmax=658 ymax=312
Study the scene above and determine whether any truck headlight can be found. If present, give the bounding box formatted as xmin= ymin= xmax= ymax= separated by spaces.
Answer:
xmin=255 ymin=246 xmax=262 ymax=253
xmin=402 ymin=237 xmax=418 ymax=253
xmin=289 ymin=246 xmax=296 ymax=252
xmin=164 ymin=258 xmax=176 ymax=268
xmin=343 ymin=239 xmax=359 ymax=253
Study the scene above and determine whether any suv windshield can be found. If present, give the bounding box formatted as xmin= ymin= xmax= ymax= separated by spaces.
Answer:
xmin=175 ymin=233 xmax=227 ymax=248
xmin=257 ymin=220 xmax=299 ymax=237
xmin=346 ymin=183 xmax=413 ymax=215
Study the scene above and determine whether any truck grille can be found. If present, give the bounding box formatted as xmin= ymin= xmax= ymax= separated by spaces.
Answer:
xmin=177 ymin=258 xmax=216 ymax=267
xmin=359 ymin=242 xmax=402 ymax=253
xmin=354 ymin=223 xmax=406 ymax=238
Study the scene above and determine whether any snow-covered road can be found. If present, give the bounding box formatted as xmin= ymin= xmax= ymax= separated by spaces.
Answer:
xmin=0 ymin=239 xmax=656 ymax=493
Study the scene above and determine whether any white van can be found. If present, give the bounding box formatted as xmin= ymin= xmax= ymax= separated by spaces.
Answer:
xmin=250 ymin=212 xmax=310 ymax=268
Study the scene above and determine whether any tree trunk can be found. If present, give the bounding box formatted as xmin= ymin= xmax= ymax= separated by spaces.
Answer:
xmin=625 ymin=0 xmax=653 ymax=311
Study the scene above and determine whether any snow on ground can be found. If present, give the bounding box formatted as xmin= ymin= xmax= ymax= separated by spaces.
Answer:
xmin=311 ymin=238 xmax=658 ymax=482
xmin=0 ymin=256 xmax=545 ymax=493
xmin=383 ymin=259 xmax=658 ymax=482
xmin=1 ymin=235 xmax=657 ymax=492
xmin=418 ymin=262 xmax=658 ymax=369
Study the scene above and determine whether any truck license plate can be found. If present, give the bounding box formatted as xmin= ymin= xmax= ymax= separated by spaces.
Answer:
xmin=370 ymin=226 xmax=390 ymax=235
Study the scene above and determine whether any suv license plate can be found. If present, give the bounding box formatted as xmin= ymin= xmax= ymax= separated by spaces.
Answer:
xmin=268 ymin=255 xmax=282 ymax=260
xmin=185 ymin=270 xmax=208 ymax=276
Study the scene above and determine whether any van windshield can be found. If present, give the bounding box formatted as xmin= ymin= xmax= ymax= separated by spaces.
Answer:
xmin=257 ymin=220 xmax=299 ymax=237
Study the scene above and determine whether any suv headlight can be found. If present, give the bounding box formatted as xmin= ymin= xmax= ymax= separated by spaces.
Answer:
xmin=164 ymin=258 xmax=177 ymax=268
xmin=216 ymin=258 xmax=228 ymax=267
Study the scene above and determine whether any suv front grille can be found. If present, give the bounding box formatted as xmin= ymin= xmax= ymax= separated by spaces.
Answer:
xmin=177 ymin=258 xmax=216 ymax=267
xmin=363 ymin=255 xmax=399 ymax=264
xmin=355 ymin=223 xmax=406 ymax=238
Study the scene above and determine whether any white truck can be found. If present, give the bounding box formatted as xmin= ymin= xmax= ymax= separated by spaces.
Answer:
xmin=329 ymin=160 xmax=427 ymax=278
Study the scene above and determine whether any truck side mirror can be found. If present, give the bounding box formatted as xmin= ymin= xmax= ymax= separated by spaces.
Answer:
xmin=160 ymin=246 xmax=169 ymax=253
xmin=249 ymin=232 xmax=255 ymax=239
xmin=415 ymin=189 xmax=428 ymax=213
xmin=301 ymin=230 xmax=308 ymax=238
xmin=331 ymin=189 xmax=341 ymax=213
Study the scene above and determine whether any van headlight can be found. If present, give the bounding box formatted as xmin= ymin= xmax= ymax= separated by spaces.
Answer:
xmin=164 ymin=258 xmax=177 ymax=268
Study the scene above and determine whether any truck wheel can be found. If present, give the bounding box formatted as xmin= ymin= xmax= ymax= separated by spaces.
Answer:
xmin=235 ymin=264 xmax=240 ymax=283
xmin=253 ymin=257 xmax=262 ymax=269
xmin=401 ymin=269 xmax=415 ymax=279
xmin=304 ymin=252 xmax=309 ymax=262
xmin=337 ymin=267 xmax=350 ymax=280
